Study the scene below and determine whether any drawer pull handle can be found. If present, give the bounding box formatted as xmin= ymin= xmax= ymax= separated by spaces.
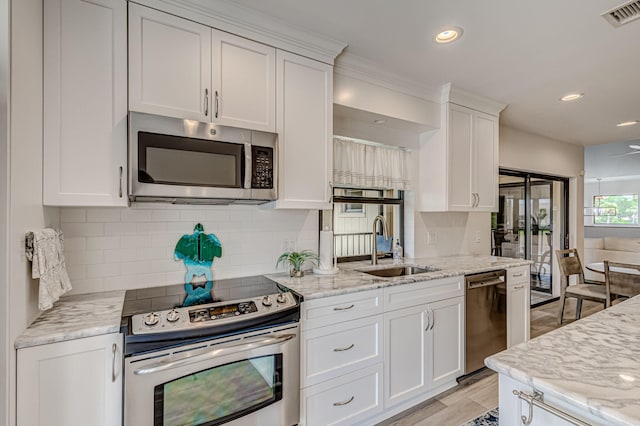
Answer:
xmin=333 ymin=344 xmax=354 ymax=352
xmin=333 ymin=396 xmax=354 ymax=406
xmin=334 ymin=304 xmax=355 ymax=311
xmin=513 ymin=284 xmax=525 ymax=290
xmin=513 ymin=272 xmax=524 ymax=277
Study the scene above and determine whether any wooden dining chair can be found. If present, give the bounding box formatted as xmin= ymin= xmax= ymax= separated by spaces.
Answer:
xmin=556 ymin=249 xmax=607 ymax=324
xmin=604 ymin=261 xmax=640 ymax=307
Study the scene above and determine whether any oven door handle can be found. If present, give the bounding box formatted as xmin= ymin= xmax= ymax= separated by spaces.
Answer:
xmin=133 ymin=333 xmax=296 ymax=376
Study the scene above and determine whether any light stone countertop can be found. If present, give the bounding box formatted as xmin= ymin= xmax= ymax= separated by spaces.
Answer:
xmin=486 ymin=295 xmax=640 ymax=426
xmin=266 ymin=255 xmax=532 ymax=300
xmin=15 ymin=290 xmax=126 ymax=349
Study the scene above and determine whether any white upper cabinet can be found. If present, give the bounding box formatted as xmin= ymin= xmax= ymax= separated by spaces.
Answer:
xmin=274 ymin=50 xmax=333 ymax=209
xmin=128 ymin=3 xmax=211 ymax=122
xmin=212 ymin=31 xmax=276 ymax=132
xmin=43 ymin=0 xmax=127 ymax=206
xmin=129 ymin=3 xmax=276 ymax=131
xmin=447 ymin=104 xmax=499 ymax=211
xmin=419 ymin=90 xmax=503 ymax=213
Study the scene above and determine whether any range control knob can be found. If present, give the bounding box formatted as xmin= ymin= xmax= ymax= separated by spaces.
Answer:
xmin=143 ymin=312 xmax=160 ymax=326
xmin=166 ymin=309 xmax=181 ymax=323
xmin=277 ymin=293 xmax=287 ymax=304
xmin=262 ymin=295 xmax=273 ymax=307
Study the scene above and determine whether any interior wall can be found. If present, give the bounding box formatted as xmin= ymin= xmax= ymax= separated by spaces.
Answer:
xmin=8 ymin=1 xmax=48 ymax=424
xmin=61 ymin=206 xmax=319 ymax=294
xmin=499 ymin=125 xmax=585 ymax=254
xmin=0 ymin=0 xmax=9 ymax=423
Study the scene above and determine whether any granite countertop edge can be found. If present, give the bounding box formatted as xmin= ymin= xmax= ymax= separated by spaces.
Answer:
xmin=15 ymin=290 xmax=126 ymax=350
xmin=485 ymin=296 xmax=640 ymax=426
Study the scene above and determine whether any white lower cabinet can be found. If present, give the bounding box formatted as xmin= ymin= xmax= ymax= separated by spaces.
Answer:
xmin=299 ymin=277 xmax=465 ymax=425
xmin=507 ymin=266 xmax=531 ymax=347
xmin=17 ymin=333 xmax=123 ymax=426
xmin=384 ymin=295 xmax=464 ymax=408
xmin=301 ymin=364 xmax=383 ymax=426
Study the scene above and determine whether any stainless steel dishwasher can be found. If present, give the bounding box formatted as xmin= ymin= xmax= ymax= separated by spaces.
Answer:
xmin=465 ymin=269 xmax=507 ymax=374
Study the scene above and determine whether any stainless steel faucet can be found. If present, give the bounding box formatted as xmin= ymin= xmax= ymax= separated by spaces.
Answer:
xmin=372 ymin=215 xmax=389 ymax=265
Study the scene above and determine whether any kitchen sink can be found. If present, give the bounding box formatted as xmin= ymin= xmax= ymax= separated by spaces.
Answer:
xmin=359 ymin=265 xmax=441 ymax=277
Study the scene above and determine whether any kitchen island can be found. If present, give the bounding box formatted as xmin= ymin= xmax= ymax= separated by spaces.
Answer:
xmin=486 ymin=295 xmax=640 ymax=426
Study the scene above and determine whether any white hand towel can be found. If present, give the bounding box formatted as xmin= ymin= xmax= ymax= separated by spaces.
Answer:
xmin=29 ymin=229 xmax=72 ymax=311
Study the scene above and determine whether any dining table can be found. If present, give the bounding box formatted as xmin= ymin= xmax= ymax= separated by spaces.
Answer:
xmin=585 ymin=262 xmax=640 ymax=276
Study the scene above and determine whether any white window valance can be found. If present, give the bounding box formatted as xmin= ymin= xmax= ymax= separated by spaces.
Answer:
xmin=333 ymin=137 xmax=411 ymax=190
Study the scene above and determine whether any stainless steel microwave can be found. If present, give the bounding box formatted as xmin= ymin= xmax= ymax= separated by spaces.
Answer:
xmin=129 ymin=112 xmax=277 ymax=204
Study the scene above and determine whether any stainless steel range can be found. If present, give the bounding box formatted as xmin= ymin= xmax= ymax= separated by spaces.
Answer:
xmin=121 ymin=280 xmax=301 ymax=426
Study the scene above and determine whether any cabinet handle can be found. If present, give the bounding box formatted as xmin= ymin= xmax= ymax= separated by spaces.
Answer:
xmin=204 ymin=89 xmax=209 ymax=116
xmin=476 ymin=193 xmax=480 ymax=207
xmin=334 ymin=304 xmax=354 ymax=311
xmin=111 ymin=343 xmax=117 ymax=382
xmin=214 ymin=90 xmax=219 ymax=118
xmin=333 ymin=343 xmax=355 ymax=352
xmin=429 ymin=309 xmax=435 ymax=331
xmin=424 ymin=310 xmax=432 ymax=331
xmin=513 ymin=272 xmax=525 ymax=277
xmin=118 ymin=166 xmax=123 ymax=198
xmin=513 ymin=285 xmax=525 ymax=290
xmin=333 ymin=396 xmax=355 ymax=406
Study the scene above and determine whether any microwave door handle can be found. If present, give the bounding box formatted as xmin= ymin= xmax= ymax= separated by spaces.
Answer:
xmin=244 ymin=142 xmax=252 ymax=189
xmin=133 ymin=333 xmax=296 ymax=376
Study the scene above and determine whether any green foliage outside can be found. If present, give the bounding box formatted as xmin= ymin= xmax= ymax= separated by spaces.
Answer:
xmin=594 ymin=195 xmax=639 ymax=225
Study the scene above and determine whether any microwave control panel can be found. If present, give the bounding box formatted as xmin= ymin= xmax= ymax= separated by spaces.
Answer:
xmin=251 ymin=146 xmax=274 ymax=189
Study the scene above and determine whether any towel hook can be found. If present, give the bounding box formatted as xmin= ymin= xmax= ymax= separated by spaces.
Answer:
xmin=25 ymin=232 xmax=35 ymax=261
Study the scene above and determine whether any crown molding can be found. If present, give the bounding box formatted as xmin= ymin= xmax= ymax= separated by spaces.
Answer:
xmin=334 ymin=52 xmax=442 ymax=103
xmin=442 ymin=83 xmax=507 ymax=116
xmin=130 ymin=0 xmax=347 ymax=64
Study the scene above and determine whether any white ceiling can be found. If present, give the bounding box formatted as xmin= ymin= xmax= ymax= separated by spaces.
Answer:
xmin=229 ymin=0 xmax=640 ymax=146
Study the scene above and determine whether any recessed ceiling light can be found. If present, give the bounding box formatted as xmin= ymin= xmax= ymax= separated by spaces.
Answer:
xmin=617 ymin=120 xmax=639 ymax=127
xmin=435 ymin=27 xmax=463 ymax=44
xmin=374 ymin=119 xmax=386 ymax=124
xmin=560 ymin=93 xmax=584 ymax=102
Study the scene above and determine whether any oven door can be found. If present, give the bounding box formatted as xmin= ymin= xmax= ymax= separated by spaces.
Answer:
xmin=124 ymin=324 xmax=299 ymax=426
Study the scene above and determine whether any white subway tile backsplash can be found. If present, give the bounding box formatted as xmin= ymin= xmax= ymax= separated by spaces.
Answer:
xmin=86 ymin=236 xmax=121 ymax=250
xmin=61 ymin=206 xmax=319 ymax=293
xmin=61 ymin=208 xmax=86 ymax=223
xmin=86 ymin=208 xmax=122 ymax=223
xmin=62 ymin=222 xmax=104 ymax=237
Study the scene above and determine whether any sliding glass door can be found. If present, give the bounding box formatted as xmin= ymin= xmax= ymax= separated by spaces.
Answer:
xmin=492 ymin=170 xmax=569 ymax=306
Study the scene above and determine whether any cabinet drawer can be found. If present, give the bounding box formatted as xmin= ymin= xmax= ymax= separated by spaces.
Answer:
xmin=508 ymin=266 xmax=530 ymax=285
xmin=383 ymin=276 xmax=463 ymax=312
xmin=302 ymin=315 xmax=382 ymax=387
xmin=302 ymin=289 xmax=383 ymax=330
xmin=302 ymin=364 xmax=383 ymax=426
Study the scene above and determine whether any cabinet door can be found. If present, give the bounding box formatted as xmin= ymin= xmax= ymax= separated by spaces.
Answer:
xmin=507 ymin=282 xmax=530 ymax=347
xmin=384 ymin=304 xmax=429 ymax=407
xmin=129 ymin=3 xmax=211 ymax=121
xmin=17 ymin=333 xmax=123 ymax=426
xmin=474 ymin=111 xmax=499 ymax=211
xmin=212 ymin=30 xmax=275 ymax=132
xmin=448 ymin=104 xmax=474 ymax=210
xmin=275 ymin=51 xmax=333 ymax=209
xmin=43 ymin=0 xmax=127 ymax=206
xmin=427 ymin=296 xmax=465 ymax=389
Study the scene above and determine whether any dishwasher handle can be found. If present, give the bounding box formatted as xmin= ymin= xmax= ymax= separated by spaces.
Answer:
xmin=467 ymin=278 xmax=504 ymax=289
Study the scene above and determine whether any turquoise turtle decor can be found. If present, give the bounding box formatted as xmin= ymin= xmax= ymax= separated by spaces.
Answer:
xmin=174 ymin=223 xmax=222 ymax=284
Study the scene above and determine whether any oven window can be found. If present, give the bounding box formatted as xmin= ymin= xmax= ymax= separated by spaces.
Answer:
xmin=154 ymin=354 xmax=283 ymax=426
xmin=138 ymin=132 xmax=243 ymax=188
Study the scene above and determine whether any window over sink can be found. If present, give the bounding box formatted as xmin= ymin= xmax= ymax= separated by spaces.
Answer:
xmin=322 ymin=187 xmax=404 ymax=262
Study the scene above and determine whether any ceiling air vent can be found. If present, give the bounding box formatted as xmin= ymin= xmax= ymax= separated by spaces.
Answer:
xmin=602 ymin=0 xmax=640 ymax=27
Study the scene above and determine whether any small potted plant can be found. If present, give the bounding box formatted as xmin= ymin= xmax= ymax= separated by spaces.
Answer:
xmin=276 ymin=250 xmax=319 ymax=277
